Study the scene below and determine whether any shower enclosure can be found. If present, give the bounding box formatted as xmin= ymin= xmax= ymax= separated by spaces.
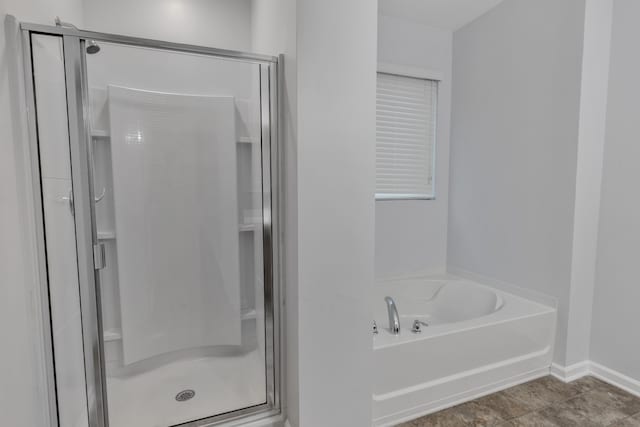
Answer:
xmin=22 ymin=23 xmax=280 ymax=427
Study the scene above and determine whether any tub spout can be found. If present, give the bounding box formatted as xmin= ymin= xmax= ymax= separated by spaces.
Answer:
xmin=385 ymin=296 xmax=400 ymax=335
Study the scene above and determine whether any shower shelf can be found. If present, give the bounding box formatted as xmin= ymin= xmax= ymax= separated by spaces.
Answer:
xmin=241 ymin=309 xmax=257 ymax=320
xmin=92 ymin=130 xmax=110 ymax=139
xmin=239 ymin=224 xmax=258 ymax=232
xmin=237 ymin=137 xmax=258 ymax=144
xmin=98 ymin=230 xmax=116 ymax=240
xmin=103 ymin=329 xmax=122 ymax=342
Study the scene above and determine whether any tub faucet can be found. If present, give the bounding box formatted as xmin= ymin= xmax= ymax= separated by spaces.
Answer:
xmin=384 ymin=296 xmax=400 ymax=335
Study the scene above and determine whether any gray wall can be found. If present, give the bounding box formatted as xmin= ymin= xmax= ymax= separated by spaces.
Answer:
xmin=376 ymin=14 xmax=452 ymax=279
xmin=296 ymin=0 xmax=377 ymax=425
xmin=448 ymin=0 xmax=586 ymax=363
xmin=590 ymin=0 xmax=640 ymax=382
xmin=82 ymin=0 xmax=253 ymax=51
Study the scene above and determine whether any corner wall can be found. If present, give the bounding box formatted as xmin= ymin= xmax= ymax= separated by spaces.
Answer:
xmin=448 ymin=0 xmax=586 ymax=363
xmin=590 ymin=0 xmax=640 ymax=384
xmin=375 ymin=15 xmax=452 ymax=279
xmin=296 ymin=0 xmax=377 ymax=425
xmin=563 ymin=0 xmax=612 ymax=368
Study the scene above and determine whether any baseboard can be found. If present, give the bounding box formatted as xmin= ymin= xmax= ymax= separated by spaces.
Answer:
xmin=374 ymin=366 xmax=551 ymax=426
xmin=551 ymin=361 xmax=640 ymax=398
xmin=376 ymin=361 xmax=639 ymax=426
xmin=550 ymin=361 xmax=590 ymax=382
xmin=590 ymin=362 xmax=640 ymax=398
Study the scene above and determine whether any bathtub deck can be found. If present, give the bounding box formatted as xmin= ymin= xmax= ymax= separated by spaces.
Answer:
xmin=397 ymin=376 xmax=640 ymax=426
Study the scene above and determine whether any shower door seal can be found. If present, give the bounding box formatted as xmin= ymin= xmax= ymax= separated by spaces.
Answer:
xmin=21 ymin=23 xmax=282 ymax=427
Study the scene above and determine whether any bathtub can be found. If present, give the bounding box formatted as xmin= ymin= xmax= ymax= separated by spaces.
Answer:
xmin=372 ymin=275 xmax=556 ymax=426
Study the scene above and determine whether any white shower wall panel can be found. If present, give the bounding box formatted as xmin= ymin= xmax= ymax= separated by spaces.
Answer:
xmin=107 ymin=87 xmax=241 ymax=365
xmin=86 ymin=42 xmax=264 ymax=368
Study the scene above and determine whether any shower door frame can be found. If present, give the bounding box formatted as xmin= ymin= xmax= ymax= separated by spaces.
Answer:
xmin=21 ymin=23 xmax=282 ymax=427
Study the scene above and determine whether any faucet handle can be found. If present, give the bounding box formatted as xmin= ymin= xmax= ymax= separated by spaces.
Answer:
xmin=373 ymin=320 xmax=379 ymax=335
xmin=411 ymin=320 xmax=422 ymax=334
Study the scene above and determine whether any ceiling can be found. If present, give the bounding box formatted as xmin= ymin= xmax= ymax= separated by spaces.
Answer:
xmin=378 ymin=0 xmax=507 ymax=31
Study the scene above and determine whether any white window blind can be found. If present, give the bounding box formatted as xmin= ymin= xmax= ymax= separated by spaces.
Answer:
xmin=376 ymin=72 xmax=438 ymax=199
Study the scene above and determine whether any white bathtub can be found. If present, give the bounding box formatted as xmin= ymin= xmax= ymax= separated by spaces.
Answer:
xmin=372 ymin=275 xmax=556 ymax=426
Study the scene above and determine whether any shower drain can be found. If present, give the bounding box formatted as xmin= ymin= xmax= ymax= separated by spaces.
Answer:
xmin=175 ymin=389 xmax=196 ymax=402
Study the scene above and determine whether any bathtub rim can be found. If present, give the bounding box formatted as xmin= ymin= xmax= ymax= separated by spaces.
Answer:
xmin=373 ymin=274 xmax=556 ymax=350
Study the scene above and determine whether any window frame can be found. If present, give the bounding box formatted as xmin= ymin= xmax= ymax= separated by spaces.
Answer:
xmin=375 ymin=63 xmax=442 ymax=201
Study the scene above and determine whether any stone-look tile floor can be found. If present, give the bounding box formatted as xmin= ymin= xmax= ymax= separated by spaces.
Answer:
xmin=397 ymin=376 xmax=640 ymax=427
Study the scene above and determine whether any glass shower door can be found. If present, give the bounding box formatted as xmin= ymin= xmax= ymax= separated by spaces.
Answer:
xmin=83 ymin=41 xmax=275 ymax=427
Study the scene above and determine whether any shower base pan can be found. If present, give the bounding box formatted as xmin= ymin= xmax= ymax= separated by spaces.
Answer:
xmin=105 ymin=349 xmax=266 ymax=427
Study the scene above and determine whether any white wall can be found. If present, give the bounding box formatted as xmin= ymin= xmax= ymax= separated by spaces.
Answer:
xmin=448 ymin=0 xmax=586 ymax=363
xmin=563 ymin=0 xmax=612 ymax=368
xmin=296 ymin=0 xmax=377 ymax=425
xmin=590 ymin=0 xmax=640 ymax=383
xmin=0 ymin=2 xmax=83 ymax=426
xmin=375 ymin=14 xmax=452 ymax=279
xmin=82 ymin=0 xmax=252 ymax=51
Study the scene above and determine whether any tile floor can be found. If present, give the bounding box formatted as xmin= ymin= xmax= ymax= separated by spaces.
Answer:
xmin=398 ymin=376 xmax=640 ymax=426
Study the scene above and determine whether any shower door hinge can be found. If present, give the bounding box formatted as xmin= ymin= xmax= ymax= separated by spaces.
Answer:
xmin=93 ymin=243 xmax=106 ymax=270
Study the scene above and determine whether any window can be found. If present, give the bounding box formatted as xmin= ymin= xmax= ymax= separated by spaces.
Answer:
xmin=376 ymin=71 xmax=438 ymax=200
